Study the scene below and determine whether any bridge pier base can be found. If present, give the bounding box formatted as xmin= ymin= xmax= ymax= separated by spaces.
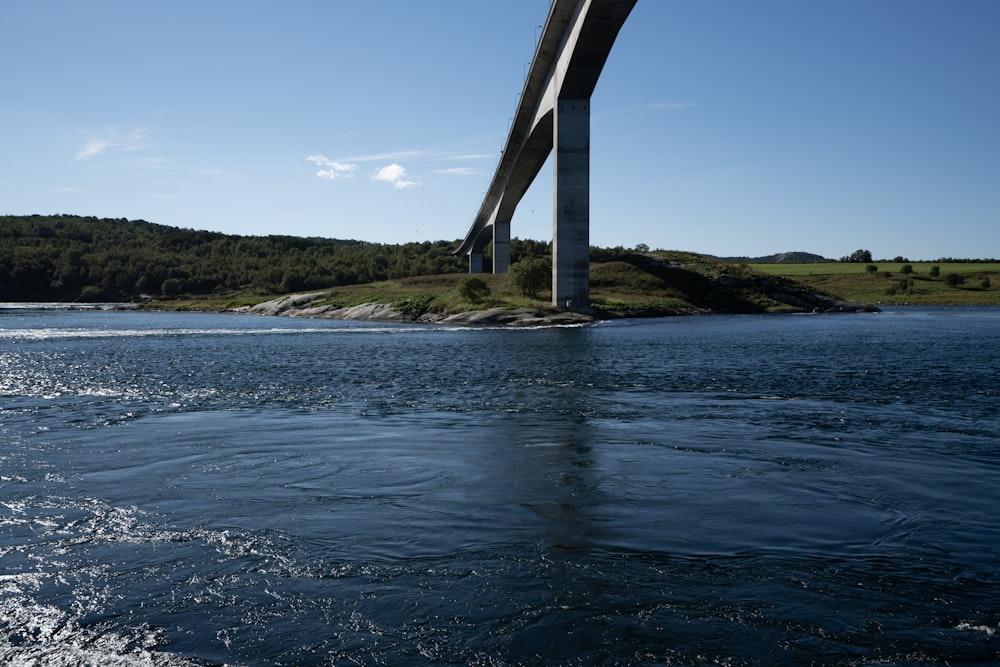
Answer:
xmin=552 ymin=99 xmax=590 ymax=311
xmin=493 ymin=218 xmax=511 ymax=274
xmin=468 ymin=251 xmax=484 ymax=274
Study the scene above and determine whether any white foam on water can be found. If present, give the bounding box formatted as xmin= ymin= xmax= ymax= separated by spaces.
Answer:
xmin=1 ymin=495 xmax=256 ymax=666
xmin=955 ymin=621 xmax=997 ymax=636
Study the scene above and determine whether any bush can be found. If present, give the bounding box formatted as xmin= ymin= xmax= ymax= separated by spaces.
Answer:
xmin=900 ymin=264 xmax=913 ymax=274
xmin=161 ymin=278 xmax=183 ymax=297
xmin=929 ymin=265 xmax=940 ymax=278
xmin=79 ymin=285 xmax=112 ymax=302
xmin=943 ymin=273 xmax=965 ymax=288
xmin=865 ymin=264 xmax=878 ymax=274
xmin=457 ymin=277 xmax=491 ymax=303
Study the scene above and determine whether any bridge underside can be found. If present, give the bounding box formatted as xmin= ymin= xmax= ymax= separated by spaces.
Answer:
xmin=454 ymin=0 xmax=637 ymax=310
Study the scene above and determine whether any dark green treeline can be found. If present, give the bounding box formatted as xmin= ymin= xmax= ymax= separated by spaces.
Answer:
xmin=0 ymin=215 xmax=574 ymax=302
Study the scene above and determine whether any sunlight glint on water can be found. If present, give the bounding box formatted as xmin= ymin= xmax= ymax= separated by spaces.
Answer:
xmin=1 ymin=306 xmax=998 ymax=665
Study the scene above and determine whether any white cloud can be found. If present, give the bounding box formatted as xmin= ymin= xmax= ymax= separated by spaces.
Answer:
xmin=373 ymin=163 xmax=419 ymax=189
xmin=306 ymin=154 xmax=357 ymax=180
xmin=75 ymin=127 xmax=148 ymax=160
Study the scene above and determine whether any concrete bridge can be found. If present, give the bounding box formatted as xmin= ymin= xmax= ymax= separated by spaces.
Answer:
xmin=454 ymin=0 xmax=637 ymax=310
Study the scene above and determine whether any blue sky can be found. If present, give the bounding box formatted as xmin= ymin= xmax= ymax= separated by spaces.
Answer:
xmin=4 ymin=1 xmax=998 ymax=260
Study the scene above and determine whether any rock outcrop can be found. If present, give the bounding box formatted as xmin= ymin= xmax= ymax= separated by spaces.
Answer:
xmin=232 ymin=294 xmax=593 ymax=327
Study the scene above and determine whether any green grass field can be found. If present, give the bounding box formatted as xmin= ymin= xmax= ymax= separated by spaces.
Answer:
xmin=749 ymin=262 xmax=1000 ymax=276
xmin=748 ymin=262 xmax=1000 ymax=305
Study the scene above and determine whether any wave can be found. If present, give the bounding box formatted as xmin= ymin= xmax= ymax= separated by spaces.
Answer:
xmin=0 ymin=326 xmax=436 ymax=341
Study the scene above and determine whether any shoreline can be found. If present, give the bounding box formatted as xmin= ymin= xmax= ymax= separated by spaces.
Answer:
xmin=226 ymin=290 xmax=878 ymax=327
xmin=230 ymin=293 xmax=596 ymax=327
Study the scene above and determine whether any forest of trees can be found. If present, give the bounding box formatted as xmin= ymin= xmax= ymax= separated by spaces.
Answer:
xmin=0 ymin=215 xmax=575 ymax=302
xmin=0 ymin=215 xmax=470 ymax=301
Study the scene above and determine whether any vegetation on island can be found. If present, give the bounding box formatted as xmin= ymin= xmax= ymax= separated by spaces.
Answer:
xmin=749 ymin=250 xmax=1000 ymax=306
xmin=2 ymin=217 xmax=998 ymax=318
xmin=0 ymin=214 xmax=468 ymax=302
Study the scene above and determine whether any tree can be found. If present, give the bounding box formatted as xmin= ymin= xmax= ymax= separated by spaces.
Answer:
xmin=843 ymin=249 xmax=873 ymax=263
xmin=929 ymin=265 xmax=940 ymax=278
xmin=508 ymin=257 xmax=551 ymax=299
xmin=900 ymin=264 xmax=913 ymax=275
xmin=865 ymin=264 xmax=878 ymax=274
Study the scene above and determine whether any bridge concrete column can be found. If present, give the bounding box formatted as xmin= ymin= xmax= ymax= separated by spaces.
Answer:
xmin=492 ymin=218 xmax=511 ymax=274
xmin=468 ymin=251 xmax=484 ymax=274
xmin=552 ymin=98 xmax=590 ymax=310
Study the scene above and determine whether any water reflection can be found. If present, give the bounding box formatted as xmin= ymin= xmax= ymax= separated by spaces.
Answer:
xmin=461 ymin=327 xmax=609 ymax=550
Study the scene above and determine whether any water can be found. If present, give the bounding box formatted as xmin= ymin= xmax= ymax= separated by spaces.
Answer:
xmin=1 ymin=305 xmax=998 ymax=666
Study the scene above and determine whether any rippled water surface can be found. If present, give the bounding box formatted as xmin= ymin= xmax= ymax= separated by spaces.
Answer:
xmin=2 ymin=306 xmax=998 ymax=665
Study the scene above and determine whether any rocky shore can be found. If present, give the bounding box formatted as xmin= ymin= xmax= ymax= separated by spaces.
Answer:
xmin=230 ymin=284 xmax=877 ymax=328
xmin=231 ymin=293 xmax=594 ymax=327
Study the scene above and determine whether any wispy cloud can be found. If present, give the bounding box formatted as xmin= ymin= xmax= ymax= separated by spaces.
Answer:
xmin=340 ymin=150 xmax=430 ymax=163
xmin=76 ymin=138 xmax=111 ymax=160
xmin=374 ymin=163 xmax=419 ymax=189
xmin=433 ymin=167 xmax=478 ymax=176
xmin=306 ymin=154 xmax=357 ymax=181
xmin=75 ymin=127 xmax=148 ymax=160
xmin=448 ymin=153 xmax=494 ymax=161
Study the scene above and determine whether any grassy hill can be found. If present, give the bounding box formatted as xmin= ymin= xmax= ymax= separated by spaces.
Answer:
xmin=165 ymin=251 xmax=877 ymax=320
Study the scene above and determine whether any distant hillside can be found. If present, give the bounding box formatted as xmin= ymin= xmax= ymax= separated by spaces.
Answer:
xmin=0 ymin=215 xmax=883 ymax=312
xmin=0 ymin=214 xmax=467 ymax=301
xmin=713 ymin=251 xmax=830 ymax=264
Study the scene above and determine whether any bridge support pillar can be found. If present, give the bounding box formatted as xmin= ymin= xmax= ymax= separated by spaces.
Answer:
xmin=493 ymin=218 xmax=511 ymax=274
xmin=468 ymin=251 xmax=484 ymax=274
xmin=552 ymin=98 xmax=590 ymax=311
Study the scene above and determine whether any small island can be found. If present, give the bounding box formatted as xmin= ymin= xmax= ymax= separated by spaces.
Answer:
xmin=4 ymin=215 xmax=998 ymax=325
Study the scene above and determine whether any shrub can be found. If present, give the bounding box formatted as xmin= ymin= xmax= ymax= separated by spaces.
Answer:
xmin=457 ymin=276 xmax=491 ymax=303
xmin=865 ymin=264 xmax=878 ymax=274
xmin=929 ymin=265 xmax=940 ymax=278
xmin=392 ymin=294 xmax=435 ymax=314
xmin=900 ymin=264 xmax=913 ymax=274
xmin=943 ymin=273 xmax=965 ymax=288
xmin=161 ymin=278 xmax=183 ymax=297
xmin=79 ymin=285 xmax=111 ymax=302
